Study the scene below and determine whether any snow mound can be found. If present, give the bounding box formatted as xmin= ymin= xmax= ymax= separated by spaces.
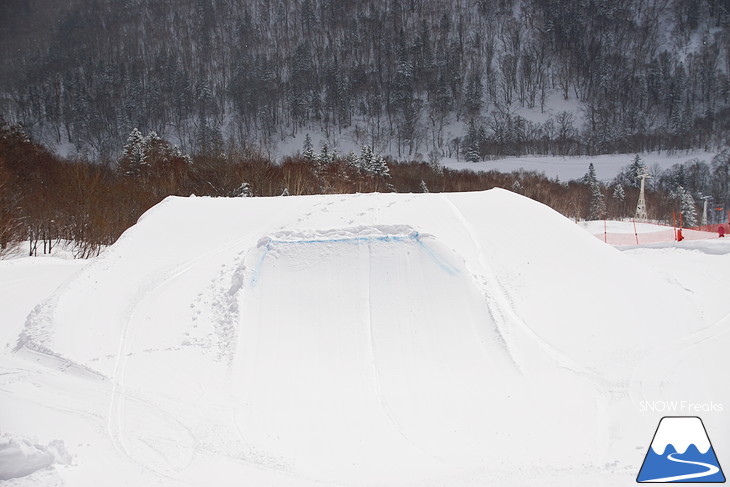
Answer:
xmin=0 ymin=438 xmax=70 ymax=481
xmin=9 ymin=189 xmax=709 ymax=485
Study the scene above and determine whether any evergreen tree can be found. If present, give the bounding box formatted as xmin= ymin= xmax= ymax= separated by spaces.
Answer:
xmin=345 ymin=151 xmax=359 ymax=168
xmin=118 ymin=128 xmax=146 ymax=176
xmin=357 ymin=145 xmax=375 ymax=174
xmin=302 ymin=134 xmax=315 ymax=161
xmin=590 ymin=184 xmax=607 ymax=220
xmin=612 ymin=183 xmax=625 ymax=201
xmin=318 ymin=143 xmax=336 ymax=165
xmin=626 ymin=154 xmax=647 ymax=188
xmin=612 ymin=183 xmax=625 ymax=216
xmin=118 ymin=128 xmax=191 ymax=179
xmin=420 ymin=180 xmax=429 ymax=193
xmin=358 ymin=145 xmax=390 ymax=178
xmin=463 ymin=120 xmax=481 ymax=162
xmin=584 ymin=162 xmax=598 ymax=186
xmin=679 ymin=187 xmax=697 ymax=226
xmin=585 ymin=163 xmax=606 ymax=220
xmin=233 ymin=182 xmax=253 ymax=197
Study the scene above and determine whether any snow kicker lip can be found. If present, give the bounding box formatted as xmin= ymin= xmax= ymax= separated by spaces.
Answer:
xmin=256 ymin=225 xmax=425 ymax=247
xmin=248 ymin=225 xmax=458 ymax=288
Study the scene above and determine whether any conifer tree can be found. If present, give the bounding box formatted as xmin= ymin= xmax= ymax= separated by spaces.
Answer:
xmin=626 ymin=154 xmax=647 ymax=188
xmin=679 ymin=187 xmax=697 ymax=226
xmin=463 ymin=120 xmax=481 ymax=162
xmin=612 ymin=183 xmax=625 ymax=217
xmin=233 ymin=182 xmax=253 ymax=197
xmin=318 ymin=143 xmax=335 ymax=165
xmin=358 ymin=145 xmax=389 ymax=178
xmin=118 ymin=128 xmax=146 ymax=176
xmin=302 ymin=134 xmax=315 ymax=161
xmin=585 ymin=163 xmax=606 ymax=220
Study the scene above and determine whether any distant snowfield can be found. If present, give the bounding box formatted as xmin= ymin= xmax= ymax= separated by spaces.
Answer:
xmin=442 ymin=151 xmax=718 ymax=182
xmin=1 ymin=190 xmax=729 ymax=486
xmin=271 ymin=119 xmax=714 ymax=183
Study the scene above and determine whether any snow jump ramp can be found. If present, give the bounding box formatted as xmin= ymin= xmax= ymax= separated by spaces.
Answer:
xmin=14 ymin=189 xmax=706 ymax=485
xmin=231 ymin=226 xmax=523 ymax=478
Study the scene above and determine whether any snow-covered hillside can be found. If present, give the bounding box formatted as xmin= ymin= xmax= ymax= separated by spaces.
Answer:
xmin=442 ymin=151 xmax=718 ymax=182
xmin=1 ymin=190 xmax=729 ymax=486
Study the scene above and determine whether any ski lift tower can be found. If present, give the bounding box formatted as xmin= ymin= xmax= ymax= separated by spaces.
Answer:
xmin=701 ymin=196 xmax=711 ymax=226
xmin=635 ymin=169 xmax=651 ymax=221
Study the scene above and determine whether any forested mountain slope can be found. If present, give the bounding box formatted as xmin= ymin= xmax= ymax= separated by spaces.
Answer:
xmin=1 ymin=0 xmax=730 ymax=160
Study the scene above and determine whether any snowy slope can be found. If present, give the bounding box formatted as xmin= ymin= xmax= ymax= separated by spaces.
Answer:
xmin=442 ymin=151 xmax=717 ymax=182
xmin=1 ymin=190 xmax=728 ymax=486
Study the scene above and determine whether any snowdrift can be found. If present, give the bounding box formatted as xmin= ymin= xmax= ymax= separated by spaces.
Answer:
xmin=9 ymin=189 xmax=721 ymax=485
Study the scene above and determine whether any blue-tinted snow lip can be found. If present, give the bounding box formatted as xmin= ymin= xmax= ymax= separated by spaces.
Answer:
xmin=249 ymin=231 xmax=459 ymax=287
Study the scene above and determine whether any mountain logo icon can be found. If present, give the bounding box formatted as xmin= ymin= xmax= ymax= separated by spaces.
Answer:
xmin=637 ymin=416 xmax=725 ymax=483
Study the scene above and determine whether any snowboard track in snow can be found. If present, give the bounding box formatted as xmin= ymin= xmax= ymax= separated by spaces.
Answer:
xmin=105 ymin=225 xmax=296 ymax=480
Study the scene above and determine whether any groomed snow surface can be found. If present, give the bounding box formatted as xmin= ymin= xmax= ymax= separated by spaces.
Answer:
xmin=1 ymin=189 xmax=730 ymax=486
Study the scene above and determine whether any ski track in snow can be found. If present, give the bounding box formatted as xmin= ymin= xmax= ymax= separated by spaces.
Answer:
xmin=106 ymin=208 xmax=292 ymax=479
xmin=107 ymin=270 xmax=196 ymax=481
xmin=361 ymin=236 xmax=449 ymax=466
